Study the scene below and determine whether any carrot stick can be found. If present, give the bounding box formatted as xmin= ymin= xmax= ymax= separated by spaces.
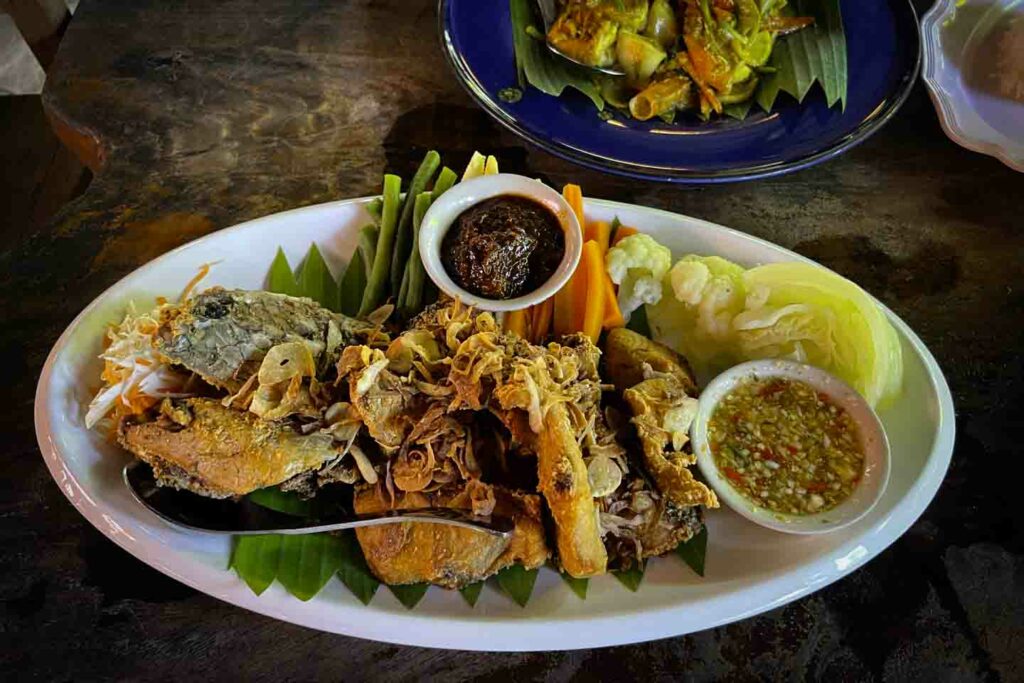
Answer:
xmin=563 ymin=184 xmax=585 ymax=227
xmin=555 ymin=184 xmax=587 ymax=335
xmin=504 ymin=309 xmax=528 ymax=338
xmin=601 ymin=272 xmax=625 ymax=329
xmin=534 ymin=297 xmax=554 ymax=341
xmin=581 ymin=241 xmax=604 ymax=343
xmin=610 ymin=225 xmax=638 ymax=247
xmin=584 ymin=221 xmax=612 ymax=254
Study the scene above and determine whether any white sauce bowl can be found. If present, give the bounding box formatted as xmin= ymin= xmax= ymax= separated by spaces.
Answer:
xmin=690 ymin=360 xmax=891 ymax=535
xmin=418 ymin=173 xmax=582 ymax=312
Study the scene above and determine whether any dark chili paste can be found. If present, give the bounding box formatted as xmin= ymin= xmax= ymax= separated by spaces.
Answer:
xmin=441 ymin=195 xmax=564 ymax=300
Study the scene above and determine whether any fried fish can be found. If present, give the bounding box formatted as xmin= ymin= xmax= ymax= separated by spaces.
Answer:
xmin=605 ymin=328 xmax=718 ymax=509
xmin=119 ymin=397 xmax=341 ymax=498
xmin=156 ymin=288 xmax=375 ymax=391
xmin=353 ymin=482 xmax=549 ymax=588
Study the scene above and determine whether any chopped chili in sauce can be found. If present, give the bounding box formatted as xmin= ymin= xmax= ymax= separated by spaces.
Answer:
xmin=708 ymin=377 xmax=864 ymax=516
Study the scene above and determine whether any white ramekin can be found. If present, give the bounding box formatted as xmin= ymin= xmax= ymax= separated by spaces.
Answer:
xmin=417 ymin=173 xmax=583 ymax=312
xmin=690 ymin=359 xmax=891 ymax=535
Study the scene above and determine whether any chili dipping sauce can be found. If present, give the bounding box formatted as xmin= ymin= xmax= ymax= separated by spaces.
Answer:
xmin=708 ymin=377 xmax=865 ymax=516
xmin=441 ymin=195 xmax=565 ymax=300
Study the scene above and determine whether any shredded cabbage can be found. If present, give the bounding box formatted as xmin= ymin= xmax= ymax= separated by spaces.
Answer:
xmin=85 ymin=303 xmax=189 ymax=428
xmin=648 ymin=254 xmax=903 ymax=408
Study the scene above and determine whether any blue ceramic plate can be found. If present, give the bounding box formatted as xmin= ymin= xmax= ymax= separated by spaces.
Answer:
xmin=439 ymin=0 xmax=921 ymax=183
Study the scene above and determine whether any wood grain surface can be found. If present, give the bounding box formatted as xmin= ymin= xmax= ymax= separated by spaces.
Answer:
xmin=2 ymin=0 xmax=1022 ymax=680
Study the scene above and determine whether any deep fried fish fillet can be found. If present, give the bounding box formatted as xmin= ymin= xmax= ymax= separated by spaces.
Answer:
xmin=625 ymin=377 xmax=717 ymax=508
xmin=604 ymin=327 xmax=697 ymax=396
xmin=532 ymin=403 xmax=608 ymax=577
xmin=156 ymin=288 xmax=374 ymax=392
xmin=490 ymin=336 xmax=609 ymax=578
xmin=119 ymin=398 xmax=339 ymax=498
xmin=353 ymin=482 xmax=549 ymax=588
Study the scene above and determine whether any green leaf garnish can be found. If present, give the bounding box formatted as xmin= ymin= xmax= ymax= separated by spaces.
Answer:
xmin=230 ymin=535 xmax=283 ymax=596
xmin=509 ymin=0 xmax=604 ymax=110
xmin=336 ymin=531 xmax=380 ymax=605
xmin=559 ymin=572 xmax=589 ymax=599
xmin=495 ymin=565 xmax=539 ymax=607
xmin=723 ymin=99 xmax=754 ymax=120
xmin=297 ymin=244 xmax=340 ymax=312
xmin=268 ymin=248 xmax=299 ymax=296
xmin=276 ymin=534 xmax=346 ymax=601
xmin=613 ymin=560 xmax=647 ymax=592
xmin=459 ymin=581 xmax=485 ymax=607
xmin=676 ymin=527 xmax=708 ymax=577
xmin=756 ymin=0 xmax=847 ymax=113
xmin=389 ymin=583 xmax=430 ymax=609
xmin=246 ymin=486 xmax=315 ymax=517
xmin=338 ymin=248 xmax=367 ymax=317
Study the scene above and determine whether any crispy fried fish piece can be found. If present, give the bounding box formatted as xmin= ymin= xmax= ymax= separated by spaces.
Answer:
xmin=604 ymin=328 xmax=716 ymax=509
xmin=624 ymin=378 xmax=718 ymax=509
xmin=534 ymin=403 xmax=608 ymax=577
xmin=353 ymin=482 xmax=549 ymax=588
xmin=119 ymin=398 xmax=339 ymax=498
xmin=156 ymin=288 xmax=375 ymax=392
xmin=604 ymin=327 xmax=697 ymax=396
xmin=488 ymin=336 xmax=608 ymax=578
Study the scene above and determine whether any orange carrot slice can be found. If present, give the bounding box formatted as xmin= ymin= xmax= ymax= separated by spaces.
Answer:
xmin=504 ymin=309 xmax=528 ymax=338
xmin=584 ymin=221 xmax=612 ymax=254
xmin=555 ymin=184 xmax=587 ymax=335
xmin=610 ymin=225 xmax=638 ymax=247
xmin=581 ymin=241 xmax=604 ymax=343
xmin=563 ymin=184 xmax=585 ymax=227
xmin=534 ymin=297 xmax=554 ymax=341
xmin=602 ymin=272 xmax=625 ymax=329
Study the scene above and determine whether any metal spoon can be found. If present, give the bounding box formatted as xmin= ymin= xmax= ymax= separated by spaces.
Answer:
xmin=124 ymin=461 xmax=514 ymax=538
xmin=535 ymin=0 xmax=626 ymax=76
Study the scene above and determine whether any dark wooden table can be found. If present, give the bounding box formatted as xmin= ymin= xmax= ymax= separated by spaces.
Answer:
xmin=2 ymin=0 xmax=1021 ymax=679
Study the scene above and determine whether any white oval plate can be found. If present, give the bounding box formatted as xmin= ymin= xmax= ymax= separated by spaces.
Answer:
xmin=34 ymin=197 xmax=955 ymax=651
xmin=922 ymin=0 xmax=1024 ymax=172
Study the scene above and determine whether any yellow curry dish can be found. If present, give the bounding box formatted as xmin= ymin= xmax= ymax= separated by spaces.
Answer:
xmin=547 ymin=0 xmax=814 ymax=119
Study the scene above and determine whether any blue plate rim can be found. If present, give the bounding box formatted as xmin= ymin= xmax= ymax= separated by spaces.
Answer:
xmin=438 ymin=0 xmax=923 ymax=184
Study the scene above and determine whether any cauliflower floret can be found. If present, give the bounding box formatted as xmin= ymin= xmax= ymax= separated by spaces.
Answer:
xmin=605 ymin=234 xmax=673 ymax=319
xmin=669 ymin=259 xmax=710 ymax=305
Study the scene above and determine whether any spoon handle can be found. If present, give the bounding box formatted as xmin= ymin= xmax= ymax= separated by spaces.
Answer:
xmin=231 ymin=509 xmax=514 ymax=537
xmin=124 ymin=462 xmax=514 ymax=538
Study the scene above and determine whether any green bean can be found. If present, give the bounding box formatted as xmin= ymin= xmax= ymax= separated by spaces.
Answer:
xmin=396 ymin=262 xmax=411 ymax=314
xmin=390 ymin=151 xmax=441 ymax=296
xmin=423 ymin=279 xmax=439 ymax=308
xmin=431 ymin=167 xmax=458 ymax=201
xmin=357 ymin=224 xmax=379 ymax=281
xmin=400 ymin=192 xmax=435 ymax=317
xmin=359 ymin=174 xmax=402 ymax=316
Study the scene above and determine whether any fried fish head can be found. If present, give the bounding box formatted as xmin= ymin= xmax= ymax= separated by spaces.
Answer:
xmin=155 ymin=288 xmax=376 ymax=392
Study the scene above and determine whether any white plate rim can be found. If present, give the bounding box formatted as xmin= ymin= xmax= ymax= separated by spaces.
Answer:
xmin=34 ymin=196 xmax=956 ymax=651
